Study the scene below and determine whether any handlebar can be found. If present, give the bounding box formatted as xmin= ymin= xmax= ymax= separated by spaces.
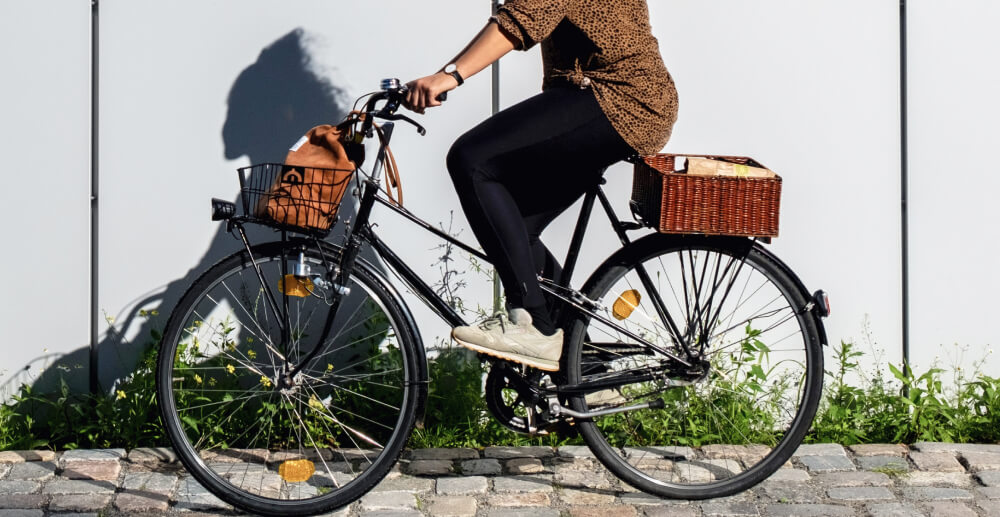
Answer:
xmin=358 ymin=78 xmax=446 ymax=138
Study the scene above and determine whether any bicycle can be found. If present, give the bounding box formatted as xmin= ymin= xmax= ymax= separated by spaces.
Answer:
xmin=156 ymin=79 xmax=830 ymax=516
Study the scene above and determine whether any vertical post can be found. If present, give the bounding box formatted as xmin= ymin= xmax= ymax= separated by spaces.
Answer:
xmin=89 ymin=0 xmax=101 ymax=394
xmin=491 ymin=0 xmax=503 ymax=314
xmin=899 ymin=0 xmax=910 ymax=370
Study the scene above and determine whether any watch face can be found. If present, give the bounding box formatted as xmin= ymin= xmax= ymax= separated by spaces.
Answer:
xmin=444 ymin=64 xmax=457 ymax=74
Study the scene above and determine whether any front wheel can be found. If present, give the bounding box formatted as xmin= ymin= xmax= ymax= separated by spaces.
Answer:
xmin=564 ymin=234 xmax=823 ymax=499
xmin=156 ymin=241 xmax=425 ymax=516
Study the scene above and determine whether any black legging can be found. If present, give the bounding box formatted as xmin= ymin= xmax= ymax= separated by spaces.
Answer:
xmin=447 ymin=87 xmax=633 ymax=335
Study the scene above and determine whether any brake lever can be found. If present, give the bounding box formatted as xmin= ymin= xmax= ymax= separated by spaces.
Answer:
xmin=379 ymin=113 xmax=426 ymax=136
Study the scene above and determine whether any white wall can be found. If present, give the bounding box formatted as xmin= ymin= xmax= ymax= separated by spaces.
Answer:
xmin=907 ymin=0 xmax=1000 ymax=376
xmin=0 ymin=0 xmax=92 ymax=396
xmin=1 ymin=0 xmax=997 ymax=393
xmin=96 ymin=0 xmax=494 ymax=388
xmin=500 ymin=0 xmax=904 ymax=368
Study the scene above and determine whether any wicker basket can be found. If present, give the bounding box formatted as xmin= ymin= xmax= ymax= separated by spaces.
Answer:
xmin=630 ymin=154 xmax=781 ymax=238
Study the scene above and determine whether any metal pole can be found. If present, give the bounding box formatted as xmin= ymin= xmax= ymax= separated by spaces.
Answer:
xmin=899 ymin=0 xmax=910 ymax=371
xmin=89 ymin=0 xmax=101 ymax=395
xmin=491 ymin=0 xmax=503 ymax=314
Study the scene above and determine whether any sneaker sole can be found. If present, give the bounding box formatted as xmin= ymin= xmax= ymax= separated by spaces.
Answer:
xmin=451 ymin=333 xmax=560 ymax=372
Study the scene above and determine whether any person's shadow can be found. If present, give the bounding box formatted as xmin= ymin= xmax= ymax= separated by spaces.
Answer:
xmin=23 ymin=28 xmax=379 ymax=397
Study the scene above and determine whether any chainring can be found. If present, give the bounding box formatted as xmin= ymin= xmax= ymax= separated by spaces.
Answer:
xmin=484 ymin=362 xmax=552 ymax=435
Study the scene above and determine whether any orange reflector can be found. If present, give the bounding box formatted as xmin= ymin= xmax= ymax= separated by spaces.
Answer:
xmin=278 ymin=459 xmax=315 ymax=483
xmin=612 ymin=289 xmax=641 ymax=320
xmin=279 ymin=275 xmax=314 ymax=298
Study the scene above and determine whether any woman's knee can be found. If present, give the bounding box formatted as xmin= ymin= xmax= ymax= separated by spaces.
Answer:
xmin=446 ymin=136 xmax=477 ymax=184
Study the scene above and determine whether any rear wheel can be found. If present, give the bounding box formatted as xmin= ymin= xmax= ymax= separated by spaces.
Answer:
xmin=156 ymin=241 xmax=424 ymax=516
xmin=564 ymin=234 xmax=823 ymax=498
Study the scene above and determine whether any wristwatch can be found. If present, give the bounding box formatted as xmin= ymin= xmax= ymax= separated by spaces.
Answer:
xmin=443 ymin=63 xmax=464 ymax=86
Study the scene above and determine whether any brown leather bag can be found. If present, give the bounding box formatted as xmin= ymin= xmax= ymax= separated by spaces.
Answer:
xmin=262 ymin=125 xmax=357 ymax=231
xmin=261 ymin=117 xmax=403 ymax=231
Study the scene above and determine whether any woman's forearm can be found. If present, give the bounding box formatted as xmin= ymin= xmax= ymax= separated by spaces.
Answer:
xmin=404 ymin=21 xmax=517 ymax=112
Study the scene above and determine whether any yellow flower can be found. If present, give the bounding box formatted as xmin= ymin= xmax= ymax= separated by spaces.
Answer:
xmin=116 ymin=390 xmax=127 ymax=400
xmin=260 ymin=376 xmax=272 ymax=388
xmin=226 ymin=364 xmax=236 ymax=375
xmin=247 ymin=350 xmax=257 ymax=360
xmin=208 ymin=377 xmax=217 ymax=386
xmin=193 ymin=374 xmax=203 ymax=384
xmin=326 ymin=363 xmax=334 ymax=373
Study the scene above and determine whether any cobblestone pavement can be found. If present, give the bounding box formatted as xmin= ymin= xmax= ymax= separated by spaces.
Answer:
xmin=1 ymin=443 xmax=999 ymax=516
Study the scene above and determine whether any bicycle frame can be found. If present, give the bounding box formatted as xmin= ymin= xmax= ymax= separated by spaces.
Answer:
xmin=234 ymin=121 xmax=698 ymax=384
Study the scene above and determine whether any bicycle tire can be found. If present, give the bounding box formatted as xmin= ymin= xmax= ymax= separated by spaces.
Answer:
xmin=156 ymin=240 xmax=426 ymax=516
xmin=564 ymin=233 xmax=823 ymax=499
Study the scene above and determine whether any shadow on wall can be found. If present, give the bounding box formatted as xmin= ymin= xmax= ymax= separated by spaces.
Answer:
xmin=14 ymin=28 xmax=365 ymax=397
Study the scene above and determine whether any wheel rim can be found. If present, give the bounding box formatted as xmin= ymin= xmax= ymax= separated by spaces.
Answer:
xmin=571 ymin=241 xmax=820 ymax=492
xmin=161 ymin=252 xmax=413 ymax=504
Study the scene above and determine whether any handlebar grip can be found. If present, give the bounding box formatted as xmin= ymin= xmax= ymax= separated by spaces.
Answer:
xmin=436 ymin=92 xmax=448 ymax=103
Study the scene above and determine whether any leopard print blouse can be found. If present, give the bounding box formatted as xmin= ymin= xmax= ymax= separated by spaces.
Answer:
xmin=492 ymin=0 xmax=678 ymax=156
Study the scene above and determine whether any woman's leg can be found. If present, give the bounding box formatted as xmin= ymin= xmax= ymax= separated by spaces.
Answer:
xmin=447 ymin=87 xmax=632 ymax=336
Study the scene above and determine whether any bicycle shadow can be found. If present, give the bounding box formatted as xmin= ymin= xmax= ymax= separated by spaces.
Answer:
xmin=24 ymin=28 xmax=380 ymax=397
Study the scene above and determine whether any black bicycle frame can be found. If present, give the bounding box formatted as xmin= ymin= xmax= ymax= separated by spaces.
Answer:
xmin=277 ymin=122 xmax=695 ymax=381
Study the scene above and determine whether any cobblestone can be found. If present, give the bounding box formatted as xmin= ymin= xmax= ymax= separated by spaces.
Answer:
xmin=924 ymin=501 xmax=976 ymax=517
xmin=793 ymin=443 xmax=847 ymax=457
xmin=405 ymin=459 xmax=453 ymax=476
xmin=765 ymin=504 xmax=854 ymax=516
xmin=900 ymin=471 xmax=973 ymax=486
xmin=60 ymin=459 xmax=122 ymax=480
xmin=813 ymin=471 xmax=892 ymax=486
xmin=487 ymin=492 xmax=551 ymax=507
xmin=505 ymin=458 xmax=545 ymax=474
xmin=423 ymin=495 xmax=477 ymax=516
xmin=126 ymin=447 xmax=177 ymax=464
xmin=977 ymin=486 xmax=1000 ymax=499
xmin=857 ymin=455 xmax=910 ymax=472
xmin=0 ymin=480 xmax=41 ymax=495
xmin=484 ymin=446 xmax=554 ymax=459
xmin=556 ymin=488 xmax=617 ymax=505
xmin=849 ymin=444 xmax=908 ymax=457
xmin=700 ymin=502 xmax=759 ymax=516
xmin=460 ymin=459 xmax=502 ymax=476
xmin=48 ymin=494 xmax=112 ymax=512
xmin=827 ymin=486 xmax=895 ymax=501
xmin=0 ymin=443 xmax=999 ymax=515
xmin=909 ymin=452 xmax=964 ymax=472
xmin=798 ymin=454 xmax=854 ymax=472
xmin=911 ymin=442 xmax=1000 ymax=454
xmin=902 ymin=486 xmax=973 ymax=501
xmin=0 ymin=451 xmax=56 ymax=463
xmin=408 ymin=448 xmax=478 ymax=461
xmin=976 ymin=470 xmax=1000 ymax=486
xmin=865 ymin=502 xmax=924 ymax=517
xmin=493 ymin=475 xmax=554 ymax=493
xmin=0 ymin=495 xmax=47 ymax=510
xmin=5 ymin=462 xmax=56 ymax=481
xmin=436 ymin=476 xmax=488 ymax=495
xmin=959 ymin=451 xmax=1000 ymax=472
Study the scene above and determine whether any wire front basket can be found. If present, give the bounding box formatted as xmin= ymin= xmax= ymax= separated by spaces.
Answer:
xmin=236 ymin=163 xmax=355 ymax=235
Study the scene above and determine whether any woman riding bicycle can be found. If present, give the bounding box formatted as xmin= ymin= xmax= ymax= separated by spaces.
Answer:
xmin=404 ymin=0 xmax=678 ymax=371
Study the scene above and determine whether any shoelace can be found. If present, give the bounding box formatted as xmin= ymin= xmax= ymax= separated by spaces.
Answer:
xmin=477 ymin=311 xmax=512 ymax=333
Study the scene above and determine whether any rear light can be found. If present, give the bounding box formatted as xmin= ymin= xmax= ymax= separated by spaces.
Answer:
xmin=812 ymin=290 xmax=830 ymax=317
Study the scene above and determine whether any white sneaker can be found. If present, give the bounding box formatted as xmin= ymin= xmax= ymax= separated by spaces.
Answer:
xmin=452 ymin=308 xmax=563 ymax=371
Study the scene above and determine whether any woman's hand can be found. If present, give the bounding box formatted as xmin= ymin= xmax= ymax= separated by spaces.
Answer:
xmin=404 ymin=72 xmax=458 ymax=114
